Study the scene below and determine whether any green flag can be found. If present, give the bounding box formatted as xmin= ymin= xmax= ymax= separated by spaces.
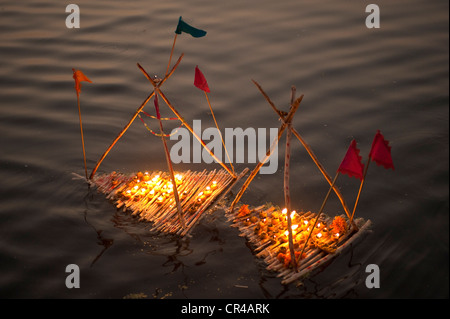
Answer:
xmin=175 ymin=16 xmax=207 ymax=38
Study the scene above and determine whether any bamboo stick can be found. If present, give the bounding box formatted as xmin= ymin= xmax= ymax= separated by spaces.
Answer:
xmin=350 ymin=156 xmax=371 ymax=224
xmin=154 ymin=94 xmax=185 ymax=228
xmin=76 ymin=93 xmax=88 ymax=179
xmin=165 ymin=33 xmax=178 ymax=77
xmin=204 ymin=91 xmax=235 ymax=175
xmin=284 ymin=85 xmax=297 ymax=270
xmin=297 ymin=172 xmax=340 ymax=267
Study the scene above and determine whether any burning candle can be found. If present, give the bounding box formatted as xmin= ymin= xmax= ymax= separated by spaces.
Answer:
xmin=204 ymin=186 xmax=212 ymax=197
xmin=290 ymin=211 xmax=296 ymax=220
xmin=211 ymin=181 xmax=218 ymax=190
xmin=156 ymin=196 xmax=164 ymax=205
xmin=175 ymin=174 xmax=183 ymax=185
xmin=131 ymin=185 xmax=139 ymax=194
xmin=124 ymin=189 xmax=132 ymax=199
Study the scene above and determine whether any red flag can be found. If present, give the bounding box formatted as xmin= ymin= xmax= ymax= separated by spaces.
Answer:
xmin=369 ymin=130 xmax=394 ymax=170
xmin=338 ymin=139 xmax=365 ymax=180
xmin=194 ymin=65 xmax=210 ymax=93
xmin=72 ymin=68 xmax=92 ymax=96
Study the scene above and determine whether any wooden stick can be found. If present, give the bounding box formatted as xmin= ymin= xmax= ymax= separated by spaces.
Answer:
xmin=297 ymin=172 xmax=340 ymax=266
xmin=165 ymin=33 xmax=178 ymax=77
xmin=204 ymin=91 xmax=235 ymax=175
xmin=89 ymin=90 xmax=154 ymax=180
xmin=251 ymin=80 xmax=352 ymax=220
xmin=76 ymin=93 xmax=88 ymax=179
xmin=154 ymin=94 xmax=185 ymax=228
xmin=284 ymin=85 xmax=297 ymax=270
xmin=350 ymin=156 xmax=371 ymax=224
xmin=229 ymin=95 xmax=303 ymax=212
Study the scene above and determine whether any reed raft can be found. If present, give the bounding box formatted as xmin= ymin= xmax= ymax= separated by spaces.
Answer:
xmin=91 ymin=168 xmax=248 ymax=236
xmin=226 ymin=204 xmax=371 ymax=285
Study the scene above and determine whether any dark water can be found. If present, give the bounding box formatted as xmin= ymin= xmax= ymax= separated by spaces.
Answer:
xmin=0 ymin=0 xmax=448 ymax=299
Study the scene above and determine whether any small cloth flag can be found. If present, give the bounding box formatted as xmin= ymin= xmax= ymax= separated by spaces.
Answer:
xmin=338 ymin=139 xmax=365 ymax=180
xmin=369 ymin=130 xmax=394 ymax=170
xmin=175 ymin=16 xmax=207 ymax=38
xmin=72 ymin=68 xmax=92 ymax=96
xmin=194 ymin=66 xmax=210 ymax=92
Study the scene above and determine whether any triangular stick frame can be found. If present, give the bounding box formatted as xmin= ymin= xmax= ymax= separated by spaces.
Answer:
xmin=231 ymin=80 xmax=352 ymax=222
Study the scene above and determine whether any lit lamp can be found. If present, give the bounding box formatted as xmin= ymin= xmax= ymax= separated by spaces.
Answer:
xmin=175 ymin=174 xmax=183 ymax=185
xmin=204 ymin=186 xmax=212 ymax=197
xmin=156 ymin=196 xmax=164 ymax=205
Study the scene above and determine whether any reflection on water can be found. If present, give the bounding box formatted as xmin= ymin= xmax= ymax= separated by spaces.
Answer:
xmin=0 ymin=0 xmax=448 ymax=298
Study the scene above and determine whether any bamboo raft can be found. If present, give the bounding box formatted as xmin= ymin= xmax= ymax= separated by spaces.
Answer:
xmin=91 ymin=168 xmax=248 ymax=236
xmin=226 ymin=204 xmax=372 ymax=285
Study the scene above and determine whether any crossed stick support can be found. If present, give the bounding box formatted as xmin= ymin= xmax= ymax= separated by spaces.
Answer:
xmin=89 ymin=53 xmax=236 ymax=180
xmin=230 ymin=80 xmax=353 ymax=224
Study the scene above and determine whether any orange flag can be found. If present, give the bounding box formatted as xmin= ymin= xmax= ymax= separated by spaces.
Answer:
xmin=72 ymin=68 xmax=92 ymax=96
xmin=369 ymin=130 xmax=394 ymax=170
xmin=338 ymin=139 xmax=365 ymax=180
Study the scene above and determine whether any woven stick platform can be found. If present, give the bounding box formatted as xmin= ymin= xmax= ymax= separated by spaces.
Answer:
xmin=226 ymin=204 xmax=371 ymax=285
xmin=92 ymin=168 xmax=248 ymax=236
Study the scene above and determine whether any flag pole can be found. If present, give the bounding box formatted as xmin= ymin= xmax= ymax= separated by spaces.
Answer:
xmin=204 ymin=91 xmax=235 ymax=175
xmin=297 ymin=171 xmax=340 ymax=266
xmin=165 ymin=33 xmax=178 ymax=77
xmin=350 ymin=156 xmax=371 ymax=224
xmin=76 ymin=92 xmax=88 ymax=180
xmin=154 ymin=94 xmax=185 ymax=228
